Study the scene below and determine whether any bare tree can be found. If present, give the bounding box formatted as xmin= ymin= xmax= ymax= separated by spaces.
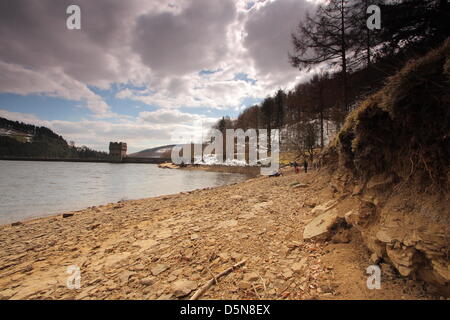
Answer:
xmin=290 ymin=0 xmax=356 ymax=115
xmin=274 ymin=89 xmax=285 ymax=130
xmin=261 ymin=97 xmax=275 ymax=152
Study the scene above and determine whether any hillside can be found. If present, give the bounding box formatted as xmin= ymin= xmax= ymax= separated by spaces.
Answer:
xmin=315 ymin=38 xmax=450 ymax=295
xmin=128 ymin=145 xmax=175 ymax=158
xmin=0 ymin=117 xmax=108 ymax=160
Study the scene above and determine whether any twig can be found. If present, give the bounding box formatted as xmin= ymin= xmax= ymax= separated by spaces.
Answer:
xmin=252 ymin=283 xmax=262 ymax=300
xmin=206 ymin=266 xmax=218 ymax=285
xmin=259 ymin=276 xmax=267 ymax=299
xmin=190 ymin=259 xmax=247 ymax=300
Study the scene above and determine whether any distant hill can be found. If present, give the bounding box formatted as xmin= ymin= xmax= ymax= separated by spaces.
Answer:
xmin=128 ymin=145 xmax=175 ymax=158
xmin=0 ymin=117 xmax=108 ymax=159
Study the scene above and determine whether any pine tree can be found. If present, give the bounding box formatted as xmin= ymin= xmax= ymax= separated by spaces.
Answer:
xmin=290 ymin=0 xmax=356 ymax=114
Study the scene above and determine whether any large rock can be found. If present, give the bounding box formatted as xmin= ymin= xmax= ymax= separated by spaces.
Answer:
xmin=303 ymin=210 xmax=339 ymax=240
xmin=386 ymin=246 xmax=417 ymax=276
xmin=172 ymin=279 xmax=197 ymax=298
xmin=376 ymin=229 xmax=395 ymax=244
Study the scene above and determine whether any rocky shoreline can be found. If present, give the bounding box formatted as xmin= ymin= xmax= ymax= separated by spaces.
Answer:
xmin=0 ymin=169 xmax=439 ymax=300
xmin=158 ymin=162 xmax=262 ymax=176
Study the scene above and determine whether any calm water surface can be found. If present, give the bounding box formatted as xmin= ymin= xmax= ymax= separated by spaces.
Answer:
xmin=0 ymin=161 xmax=251 ymax=225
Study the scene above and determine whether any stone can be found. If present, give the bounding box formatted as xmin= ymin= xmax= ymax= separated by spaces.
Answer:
xmin=244 ymin=272 xmax=259 ymax=282
xmin=293 ymin=183 xmax=309 ymax=189
xmin=431 ymin=259 xmax=450 ymax=284
xmin=344 ymin=201 xmax=375 ymax=228
xmin=119 ymin=271 xmax=135 ymax=284
xmin=88 ymin=223 xmax=100 ymax=230
xmin=140 ymin=277 xmax=155 ymax=286
xmin=370 ymin=253 xmax=381 ymax=264
xmin=366 ymin=173 xmax=394 ymax=190
xmin=104 ymin=252 xmax=130 ymax=268
xmin=252 ymin=201 xmax=273 ymax=212
xmin=376 ymin=229 xmax=394 ymax=244
xmin=62 ymin=213 xmax=74 ymax=218
xmin=167 ymin=274 xmax=178 ymax=282
xmin=157 ymin=293 xmax=173 ymax=300
xmin=151 ymin=264 xmax=169 ymax=276
xmin=386 ymin=246 xmax=417 ymax=276
xmin=172 ymin=279 xmax=197 ymax=298
xmin=310 ymin=200 xmax=338 ymax=215
xmin=190 ymin=234 xmax=199 ymax=240
xmin=218 ymin=253 xmax=230 ymax=261
xmin=218 ymin=219 xmax=238 ymax=228
xmin=303 ymin=210 xmax=339 ymax=240
xmin=282 ymin=269 xmax=293 ymax=279
xmin=230 ymin=252 xmax=243 ymax=261
xmin=239 ymin=281 xmax=251 ymax=290
xmin=11 ymin=222 xmax=23 ymax=227
xmin=134 ymin=239 xmax=158 ymax=251
xmin=352 ymin=185 xmax=363 ymax=196
xmin=344 ymin=210 xmax=357 ymax=225
xmin=133 ymin=263 xmax=145 ymax=271
xmin=291 ymin=257 xmax=308 ymax=273
xmin=303 ymin=200 xmax=316 ymax=208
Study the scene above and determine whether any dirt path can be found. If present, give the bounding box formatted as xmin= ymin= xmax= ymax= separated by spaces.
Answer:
xmin=0 ymin=170 xmax=436 ymax=300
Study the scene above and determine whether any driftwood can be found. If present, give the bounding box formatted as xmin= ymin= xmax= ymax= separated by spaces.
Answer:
xmin=190 ymin=259 xmax=247 ymax=300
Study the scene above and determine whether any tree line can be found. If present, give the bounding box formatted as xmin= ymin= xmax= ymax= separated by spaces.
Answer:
xmin=212 ymin=0 xmax=449 ymax=161
xmin=0 ymin=117 xmax=109 ymax=159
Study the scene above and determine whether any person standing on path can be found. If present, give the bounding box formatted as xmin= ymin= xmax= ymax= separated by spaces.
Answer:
xmin=293 ymin=161 xmax=299 ymax=174
xmin=304 ymin=159 xmax=308 ymax=173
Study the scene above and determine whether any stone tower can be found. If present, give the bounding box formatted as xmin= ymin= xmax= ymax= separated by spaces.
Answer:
xmin=109 ymin=142 xmax=127 ymax=161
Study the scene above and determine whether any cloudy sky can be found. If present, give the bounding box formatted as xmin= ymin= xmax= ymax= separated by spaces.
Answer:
xmin=0 ymin=0 xmax=317 ymax=152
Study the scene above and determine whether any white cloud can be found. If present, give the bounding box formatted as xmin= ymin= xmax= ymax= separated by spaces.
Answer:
xmin=0 ymin=0 xmax=319 ymax=150
xmin=0 ymin=62 xmax=110 ymax=115
xmin=0 ymin=109 xmax=44 ymax=125
xmin=0 ymin=108 xmax=217 ymax=153
xmin=139 ymin=109 xmax=208 ymax=124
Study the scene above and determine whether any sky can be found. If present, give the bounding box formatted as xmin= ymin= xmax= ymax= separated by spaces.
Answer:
xmin=0 ymin=0 xmax=317 ymax=153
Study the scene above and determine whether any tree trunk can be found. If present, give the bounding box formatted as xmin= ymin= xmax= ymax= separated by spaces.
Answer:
xmin=319 ymin=110 xmax=324 ymax=149
xmin=340 ymin=0 xmax=349 ymax=113
xmin=366 ymin=0 xmax=371 ymax=67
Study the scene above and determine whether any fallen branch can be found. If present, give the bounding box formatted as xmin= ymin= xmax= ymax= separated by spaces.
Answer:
xmin=190 ymin=259 xmax=247 ymax=300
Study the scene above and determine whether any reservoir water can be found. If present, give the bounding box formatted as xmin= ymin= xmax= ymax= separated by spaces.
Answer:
xmin=0 ymin=160 xmax=251 ymax=225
